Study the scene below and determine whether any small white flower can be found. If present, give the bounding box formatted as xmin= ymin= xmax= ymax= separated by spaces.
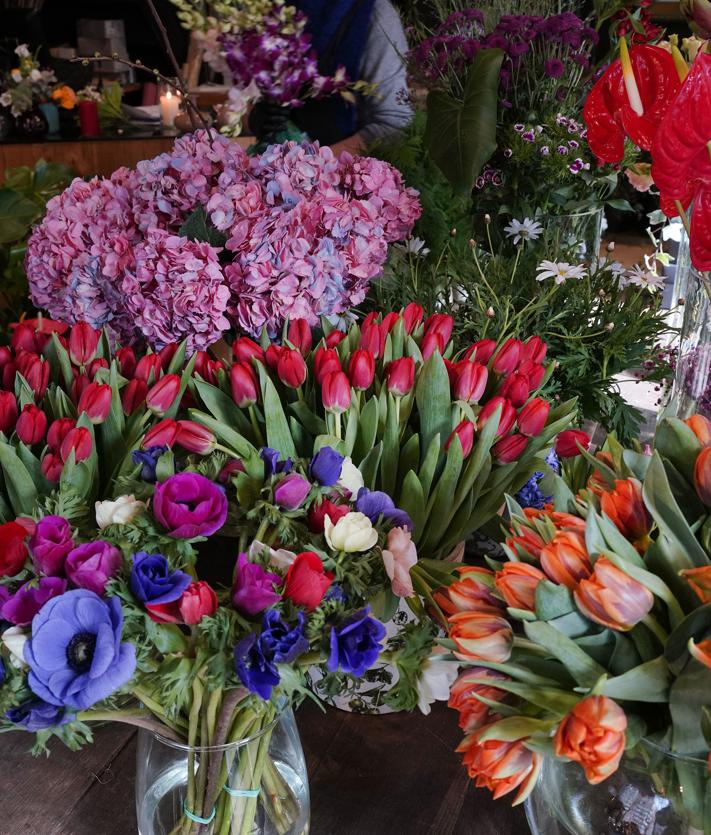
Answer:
xmin=2 ymin=626 xmax=28 ymax=669
xmin=503 ymin=217 xmax=543 ymax=245
xmin=248 ymin=539 xmax=296 ymax=571
xmin=95 ymin=495 xmax=146 ymax=528
xmin=29 ymin=69 xmax=41 ymax=82
xmin=402 ymin=237 xmax=430 ymax=257
xmin=325 ymin=512 xmax=378 ymax=553
xmin=14 ymin=44 xmax=30 ymax=58
xmin=536 ymin=260 xmax=587 ymax=285
xmin=0 ymin=93 xmax=11 ymax=108
xmin=337 ymin=457 xmax=364 ymax=496
xmin=625 ymin=264 xmax=665 ymax=291
xmin=596 ymin=258 xmax=626 ymax=280
xmin=416 ymin=652 xmax=459 ymax=715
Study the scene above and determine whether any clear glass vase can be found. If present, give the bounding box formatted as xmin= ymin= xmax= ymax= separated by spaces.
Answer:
xmin=135 ymin=707 xmax=310 ymax=835
xmin=525 ymin=740 xmax=708 ymax=835
xmin=541 ymin=208 xmax=604 ymax=262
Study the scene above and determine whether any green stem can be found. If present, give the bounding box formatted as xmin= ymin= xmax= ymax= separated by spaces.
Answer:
xmin=254 ymin=517 xmax=271 ymax=544
xmin=77 ymin=709 xmax=184 ymax=742
xmin=133 ymin=687 xmax=188 ymax=732
xmin=184 ymin=676 xmax=204 ymax=835
xmin=248 ymin=405 xmax=265 ymax=447
xmin=642 ymin=614 xmax=670 ymax=646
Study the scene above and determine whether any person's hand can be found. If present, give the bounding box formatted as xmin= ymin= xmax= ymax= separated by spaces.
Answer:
xmin=329 ymin=133 xmax=367 ymax=158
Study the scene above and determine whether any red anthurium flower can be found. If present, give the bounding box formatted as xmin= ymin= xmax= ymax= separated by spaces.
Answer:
xmin=584 ymin=43 xmax=680 ymax=163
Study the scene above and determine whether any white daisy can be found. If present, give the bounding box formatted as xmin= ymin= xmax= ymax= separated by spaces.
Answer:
xmin=504 ymin=217 xmax=543 ymax=245
xmin=596 ymin=258 xmax=627 ymax=281
xmin=402 ymin=237 xmax=430 ymax=257
xmin=625 ymin=264 xmax=665 ymax=291
xmin=536 ymin=260 xmax=587 ymax=285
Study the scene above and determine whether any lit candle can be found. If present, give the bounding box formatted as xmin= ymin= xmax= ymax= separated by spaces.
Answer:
xmin=160 ymin=90 xmax=180 ymax=127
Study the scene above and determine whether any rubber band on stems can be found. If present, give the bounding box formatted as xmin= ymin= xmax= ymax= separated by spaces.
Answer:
xmin=183 ymin=802 xmax=216 ymax=824
xmin=223 ymin=784 xmax=260 ymax=798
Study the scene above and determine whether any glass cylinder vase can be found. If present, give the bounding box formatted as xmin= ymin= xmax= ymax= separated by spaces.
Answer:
xmin=135 ymin=707 xmax=309 ymax=835
xmin=525 ymin=739 xmax=709 ymax=835
xmin=540 ymin=208 xmax=604 ymax=263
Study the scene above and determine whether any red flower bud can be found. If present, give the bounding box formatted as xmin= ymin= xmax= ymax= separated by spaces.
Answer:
xmin=287 ymin=318 xmax=313 ymax=356
xmin=493 ymin=433 xmax=528 ymax=463
xmin=218 ymin=458 xmax=245 ymax=483
xmin=0 ymin=346 xmax=13 ymax=371
xmin=421 ymin=331 xmax=444 ymax=360
xmin=176 ymin=420 xmax=216 ymax=454
xmin=1 ymin=360 xmax=15 ymax=391
xmin=517 ymin=397 xmax=550 ymax=437
xmin=498 ymin=372 xmax=530 ymax=407
xmin=453 ymin=361 xmax=488 ymax=403
xmin=555 ymin=429 xmax=590 ymax=459
xmin=386 ymin=357 xmax=415 ymax=396
xmin=69 ymin=322 xmax=100 ymax=366
xmin=230 ymin=362 xmax=258 ymax=408
xmin=134 ymin=354 xmax=163 ymax=384
xmin=87 ymin=358 xmax=109 ymax=380
xmin=16 ymin=404 xmax=47 ymax=445
xmin=348 ymin=349 xmax=375 ymax=390
xmin=146 ymin=374 xmax=181 ymax=416
xmin=382 ymin=312 xmax=400 ymax=334
xmin=0 ymin=391 xmax=18 ymax=435
xmin=521 ymin=336 xmax=547 ymax=364
xmin=71 ymin=373 xmax=90 ymax=405
xmin=16 ymin=351 xmax=49 ymax=399
xmin=307 ymin=499 xmax=350 ymax=533
xmin=283 ymin=551 xmax=334 ymax=610
xmin=143 ymin=418 xmax=180 ymax=449
xmin=695 ymin=447 xmax=711 ymax=506
xmin=60 ymin=426 xmax=92 ymax=463
xmin=492 ymin=338 xmax=522 ymax=375
xmin=424 ymin=313 xmax=453 ymax=345
xmin=325 ymin=330 xmax=347 ymax=348
xmin=77 ymin=382 xmax=112 ymax=424
xmin=314 ymin=347 xmax=342 ymax=385
xmin=478 ymin=396 xmax=516 ymax=437
xmin=159 ymin=344 xmax=178 ymax=371
xmin=444 ymin=358 xmax=457 ymax=386
xmin=11 ymin=323 xmax=45 ymax=354
xmin=402 ymin=302 xmax=424 ymax=334
xmin=463 ymin=339 xmax=497 ymax=364
xmin=277 ymin=348 xmax=307 ymax=388
xmin=193 ymin=351 xmax=223 ymax=385
xmin=322 ymin=371 xmax=351 ymax=414
xmin=147 ymin=580 xmax=219 ymax=625
xmin=265 ymin=344 xmax=284 ymax=371
xmin=122 ymin=379 xmax=148 ymax=415
xmin=0 ymin=520 xmax=29 ymax=577
xmin=233 ymin=336 xmax=265 ymax=365
xmin=360 ymin=320 xmax=386 ymax=359
xmin=41 ymin=452 xmax=63 ymax=483
xmin=446 ymin=419 xmax=476 ymax=457
xmin=518 ymin=359 xmax=546 ymax=390
xmin=116 ymin=346 xmax=137 ymax=378
xmin=47 ymin=418 xmax=76 ymax=452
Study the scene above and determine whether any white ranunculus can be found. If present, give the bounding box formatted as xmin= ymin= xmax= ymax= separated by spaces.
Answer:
xmin=337 ymin=457 xmax=364 ymax=497
xmin=324 ymin=512 xmax=378 ymax=553
xmin=2 ymin=626 xmax=29 ymax=669
xmin=95 ymin=495 xmax=146 ymax=529
xmin=248 ymin=539 xmax=296 ymax=571
xmin=416 ymin=653 xmax=459 ymax=715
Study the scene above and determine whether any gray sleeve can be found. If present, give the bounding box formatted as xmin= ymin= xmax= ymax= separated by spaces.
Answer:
xmin=357 ymin=0 xmax=412 ymax=146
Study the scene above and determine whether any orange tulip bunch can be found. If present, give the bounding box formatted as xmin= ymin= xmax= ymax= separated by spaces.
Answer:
xmin=438 ymin=414 xmax=711 ymax=809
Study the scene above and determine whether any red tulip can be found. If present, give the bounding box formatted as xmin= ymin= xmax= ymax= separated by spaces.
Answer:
xmin=71 ymin=373 xmax=90 ymax=405
xmin=134 ymin=354 xmax=163 ymax=384
xmin=686 ymin=415 xmax=711 ymax=447
xmin=348 ymin=349 xmax=375 ymax=390
xmin=87 ymin=358 xmax=109 ymax=380
xmin=69 ymin=322 xmax=100 ymax=366
xmin=175 ymin=420 xmax=216 ymax=454
xmin=492 ymin=433 xmax=528 ymax=463
xmin=498 ymin=372 xmax=530 ymax=407
xmin=158 ymin=344 xmax=178 ymax=371
xmin=47 ymin=418 xmax=76 ymax=452
xmin=11 ymin=323 xmax=45 ymax=354
xmin=518 ymin=359 xmax=546 ymax=390
xmin=517 ymin=397 xmax=550 ymax=437
xmin=287 ymin=318 xmax=313 ymax=356
xmin=230 ymin=362 xmax=258 ymax=408
xmin=233 ymin=336 xmax=265 ymax=365
xmin=402 ymin=302 xmax=424 ymax=334
xmin=423 ymin=313 xmax=454 ymax=345
xmin=283 ymin=551 xmax=334 ymax=610
xmin=265 ymin=345 xmax=283 ymax=371
xmin=386 ymin=357 xmax=415 ymax=396
xmin=41 ymin=452 xmax=63 ymax=483
xmin=0 ymin=391 xmax=18 ymax=435
xmin=554 ymin=696 xmax=626 ymax=785
xmin=555 ymin=429 xmax=590 ymax=459
xmin=478 ymin=396 xmax=516 ymax=437
xmin=77 ymin=382 xmax=112 ymax=424
xmin=148 ymin=580 xmax=219 ymax=625
xmin=314 ymin=347 xmax=342 ymax=385
xmin=421 ymin=331 xmax=444 ymax=360
xmin=146 ymin=374 xmax=181 ymax=416
xmin=277 ymin=348 xmax=307 ymax=388
xmin=463 ymin=339 xmax=497 ymax=364
xmin=446 ymin=419 xmax=476 ymax=457
xmin=695 ymin=447 xmax=711 ymax=506
xmin=307 ymin=499 xmax=350 ymax=533
xmin=60 ymin=426 xmax=92 ymax=463
xmin=360 ymin=320 xmax=386 ymax=359
xmin=193 ymin=351 xmax=223 ymax=385
xmin=540 ymin=530 xmax=592 ymax=589
xmin=325 ymin=330 xmax=347 ymax=348
xmin=453 ymin=361 xmax=488 ymax=403
xmin=492 ymin=339 xmax=522 ymax=375
xmin=142 ymin=418 xmax=180 ymax=449
xmin=381 ymin=312 xmax=401 ymax=335
xmin=322 ymin=371 xmax=351 ymax=414
xmin=16 ymin=351 xmax=49 ymax=399
xmin=121 ymin=379 xmax=148 ymax=415
xmin=116 ymin=346 xmax=137 ymax=378
xmin=521 ymin=336 xmax=547 ymax=364
xmin=600 ymin=478 xmax=651 ymax=541
xmin=457 ymin=732 xmax=541 ymax=804
xmin=15 ymin=404 xmax=47 ymax=445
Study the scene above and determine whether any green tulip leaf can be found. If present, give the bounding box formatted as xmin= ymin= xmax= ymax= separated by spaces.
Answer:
xmin=0 ymin=440 xmax=38 ymax=514
xmin=257 ymin=365 xmax=297 ymax=459
xmin=654 ymin=417 xmax=702 ymax=485
xmin=415 ymin=351 xmax=451 ymax=466
xmin=524 ymin=620 xmax=607 ymax=687
xmin=601 ymin=657 xmax=671 ymax=703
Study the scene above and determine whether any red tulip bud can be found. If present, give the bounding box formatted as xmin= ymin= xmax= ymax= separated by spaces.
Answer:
xmin=176 ymin=420 xmax=216 ymax=454
xmin=11 ymin=323 xmax=45 ymax=354
xmin=695 ymin=447 xmax=711 ymax=506
xmin=277 ymin=348 xmax=307 ymax=388
xmin=382 ymin=312 xmax=400 ymax=334
xmin=0 ymin=391 xmax=18 ymax=435
xmin=71 ymin=373 xmax=90 ymax=405
xmin=518 ymin=359 xmax=546 ymax=390
xmin=47 ymin=418 xmax=76 ymax=452
xmin=386 ymin=357 xmax=415 ymax=396
xmin=325 ymin=330 xmax=347 ymax=348
xmin=424 ymin=313 xmax=454 ymax=345
xmin=121 ymin=379 xmax=148 ymax=415
xmin=478 ymin=396 xmax=516 ymax=437
xmin=360 ymin=320 xmax=386 ymax=359
xmin=348 ymin=349 xmax=375 ymax=390
xmin=15 ymin=403 xmax=47 ymax=445
xmin=498 ymin=372 xmax=530 ymax=407
xmin=314 ymin=347 xmax=342 ymax=385
xmin=134 ymin=354 xmax=163 ymax=384
xmin=322 ymin=371 xmax=351 ymax=414
xmin=230 ymin=362 xmax=258 ymax=408
xmin=521 ymin=336 xmax=547 ymax=364
xmin=493 ymin=433 xmax=528 ymax=463
xmin=307 ymin=499 xmax=350 ymax=533
xmin=402 ymin=302 xmax=424 ymax=334
xmin=41 ymin=452 xmax=63 ymax=483
xmin=178 ymin=581 xmax=219 ymax=624
xmin=421 ymin=331 xmax=444 ymax=360
xmin=77 ymin=382 xmax=112 ymax=424
xmin=287 ymin=318 xmax=313 ymax=356
xmin=116 ymin=346 xmax=137 ymax=378
xmin=233 ymin=336 xmax=265 ymax=365
xmin=492 ymin=339 xmax=522 ymax=375
xmin=218 ymin=458 xmax=245 ymax=483
xmin=16 ymin=351 xmax=49 ymax=399
xmin=193 ymin=351 xmax=223 ymax=385
xmin=142 ymin=418 xmax=180 ymax=449
xmin=445 ymin=419 xmax=476 ymax=457
xmin=265 ymin=344 xmax=283 ymax=371
xmin=146 ymin=374 xmax=181 ymax=416
xmin=463 ymin=339 xmax=497 ymax=364
xmin=444 ymin=358 xmax=457 ymax=386
xmin=1 ymin=360 xmax=15 ymax=391
xmin=158 ymin=344 xmax=178 ymax=371
xmin=555 ymin=429 xmax=590 ymax=459
xmin=517 ymin=397 xmax=550 ymax=437
xmin=69 ymin=322 xmax=100 ymax=366
xmin=453 ymin=361 xmax=488 ymax=403
xmin=60 ymin=426 xmax=92 ymax=463
xmin=87 ymin=358 xmax=109 ymax=380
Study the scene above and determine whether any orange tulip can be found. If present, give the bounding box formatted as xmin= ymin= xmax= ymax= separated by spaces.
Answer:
xmin=495 ymin=562 xmax=546 ymax=611
xmin=448 ymin=611 xmax=513 ymax=663
xmin=587 ymin=451 xmax=616 ymax=494
xmin=51 ymin=84 xmax=77 ymax=109
xmin=599 ymin=478 xmax=651 ymax=545
xmin=574 ymin=557 xmax=654 ymax=631
xmin=442 ymin=566 xmax=503 ymax=615
xmin=457 ymin=730 xmax=542 ymax=802
xmin=554 ymin=696 xmax=627 ymax=785
xmin=686 ymin=415 xmax=711 ymax=447
xmin=506 ymin=526 xmax=547 ymax=561
xmin=448 ymin=667 xmax=510 ymax=733
xmin=680 ymin=566 xmax=711 ymax=604
xmin=695 ymin=447 xmax=711 ymax=506
xmin=540 ymin=530 xmax=593 ymax=590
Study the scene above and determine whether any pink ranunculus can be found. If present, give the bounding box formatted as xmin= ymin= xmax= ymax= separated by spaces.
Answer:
xmin=381 ymin=527 xmax=418 ymax=598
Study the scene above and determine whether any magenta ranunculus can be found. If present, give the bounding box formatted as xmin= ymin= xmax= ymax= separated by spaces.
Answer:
xmin=29 ymin=516 xmax=74 ymax=576
xmin=231 ymin=552 xmax=282 ymax=616
xmin=1 ymin=577 xmax=67 ymax=626
xmin=153 ymin=472 xmax=228 ymax=539
xmin=65 ymin=541 xmax=123 ymax=595
xmin=273 ymin=473 xmax=312 ymax=511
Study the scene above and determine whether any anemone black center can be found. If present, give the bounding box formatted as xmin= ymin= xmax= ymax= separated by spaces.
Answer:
xmin=66 ymin=632 xmax=97 ymax=673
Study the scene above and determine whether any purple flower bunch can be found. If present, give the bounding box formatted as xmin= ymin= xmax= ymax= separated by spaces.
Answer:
xmin=26 ymin=132 xmax=420 ymax=345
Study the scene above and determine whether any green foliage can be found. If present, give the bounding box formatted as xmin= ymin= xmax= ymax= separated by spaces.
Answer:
xmin=383 ymin=620 xmax=438 ymax=711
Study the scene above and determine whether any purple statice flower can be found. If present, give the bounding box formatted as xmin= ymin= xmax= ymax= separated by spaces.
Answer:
xmin=153 ymin=472 xmax=228 ymax=539
xmin=130 ymin=552 xmax=191 ymax=605
xmin=557 ymin=145 xmax=569 ymax=155
xmin=355 ymin=488 xmax=412 ymax=530
xmin=568 ymin=140 xmax=579 ymax=149
xmin=514 ymin=123 xmax=525 ymax=133
xmin=327 ymin=607 xmax=386 ymax=678
xmin=6 ymin=700 xmax=75 ymax=731
xmin=132 ymin=446 xmax=167 ymax=484
xmin=274 ymin=473 xmax=311 ymax=510
xmin=503 ymin=148 xmax=513 ymax=158
xmin=231 ymin=553 xmax=282 ymax=616
xmin=309 ymin=446 xmax=344 ymax=487
xmin=23 ymin=589 xmax=136 ymax=710
xmin=544 ymin=58 xmax=565 ymax=78
xmin=522 ymin=130 xmax=535 ymax=142
xmin=260 ymin=447 xmax=293 ymax=478
xmin=1 ymin=577 xmax=67 ymax=626
xmin=29 ymin=515 xmax=74 ymax=577
xmin=540 ymin=146 xmax=551 ymax=156
xmin=65 ymin=541 xmax=123 ymax=596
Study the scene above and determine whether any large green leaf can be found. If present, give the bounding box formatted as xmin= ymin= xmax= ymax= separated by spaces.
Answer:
xmin=0 ymin=188 xmax=40 ymax=243
xmin=0 ymin=441 xmax=38 ymax=514
xmin=423 ymin=49 xmax=504 ymax=193
xmin=415 ymin=352 xmax=450 ymax=467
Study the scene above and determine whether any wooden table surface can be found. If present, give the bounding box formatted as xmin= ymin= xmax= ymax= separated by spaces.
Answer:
xmin=0 ymin=701 xmax=526 ymax=835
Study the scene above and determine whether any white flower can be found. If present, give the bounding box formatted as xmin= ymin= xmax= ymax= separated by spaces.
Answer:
xmin=402 ymin=237 xmax=430 ymax=257
xmin=248 ymin=539 xmax=296 ymax=571
xmin=2 ymin=626 xmax=28 ymax=669
xmin=325 ymin=512 xmax=378 ymax=553
xmin=596 ymin=258 xmax=626 ymax=280
xmin=503 ymin=217 xmax=543 ymax=245
xmin=416 ymin=652 xmax=459 ymax=715
xmin=14 ymin=44 xmax=30 ymax=58
xmin=10 ymin=69 xmax=22 ymax=83
xmin=95 ymin=495 xmax=146 ymax=528
xmin=0 ymin=93 xmax=11 ymax=108
xmin=625 ymin=264 xmax=665 ymax=291
xmin=29 ymin=68 xmax=41 ymax=82
xmin=536 ymin=260 xmax=587 ymax=285
xmin=337 ymin=457 xmax=364 ymax=497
